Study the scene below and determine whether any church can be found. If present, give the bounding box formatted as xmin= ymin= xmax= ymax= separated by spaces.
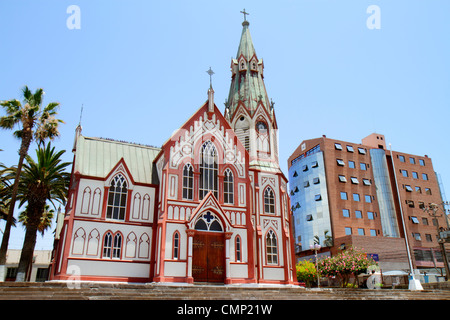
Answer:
xmin=50 ymin=15 xmax=297 ymax=285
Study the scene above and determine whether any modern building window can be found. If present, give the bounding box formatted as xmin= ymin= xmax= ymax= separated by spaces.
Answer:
xmin=304 ymin=180 xmax=310 ymax=188
xmin=313 ymin=177 xmax=320 ymax=184
xmin=311 ymin=161 xmax=319 ymax=168
xmin=340 ymin=192 xmax=348 ymax=200
xmin=182 ymin=163 xmax=194 ymax=200
xmin=348 ymin=161 xmax=355 ymax=169
xmin=422 ymin=173 xmax=428 ymax=180
xmin=314 ymin=194 xmax=322 ymax=201
xmin=338 ymin=175 xmax=347 ymax=183
xmin=335 ymin=143 xmax=343 ymax=150
xmin=306 ymin=214 xmax=313 ymax=221
xmin=106 ymin=174 xmax=128 ymax=221
xmin=264 ymin=187 xmax=275 ymax=214
xmin=302 ymin=164 xmax=308 ymax=172
xmin=199 ymin=141 xmax=218 ymax=199
xmin=343 ymin=209 xmax=350 ymax=217
xmin=353 ymin=193 xmax=360 ymax=201
xmin=406 ymin=200 xmax=415 ymax=208
xmin=419 ymin=159 xmax=425 ymax=166
xmin=345 ymin=227 xmax=352 ymax=235
xmin=223 ymin=168 xmax=234 ymax=204
xmin=355 ymin=210 xmax=362 ymax=219
xmin=266 ymin=230 xmax=278 ymax=265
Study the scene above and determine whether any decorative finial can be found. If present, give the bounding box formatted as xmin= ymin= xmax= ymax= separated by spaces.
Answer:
xmin=240 ymin=8 xmax=249 ymax=21
xmin=78 ymin=103 xmax=84 ymax=126
xmin=206 ymin=67 xmax=215 ymax=88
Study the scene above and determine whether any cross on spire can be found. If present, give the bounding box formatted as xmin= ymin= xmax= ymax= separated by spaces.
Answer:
xmin=206 ymin=67 xmax=214 ymax=88
xmin=240 ymin=8 xmax=249 ymax=21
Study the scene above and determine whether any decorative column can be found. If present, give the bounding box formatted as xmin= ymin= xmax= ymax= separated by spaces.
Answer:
xmin=225 ymin=232 xmax=233 ymax=284
xmin=186 ymin=229 xmax=195 ymax=284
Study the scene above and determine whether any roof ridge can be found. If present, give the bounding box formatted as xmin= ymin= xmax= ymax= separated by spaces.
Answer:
xmin=83 ymin=136 xmax=161 ymax=150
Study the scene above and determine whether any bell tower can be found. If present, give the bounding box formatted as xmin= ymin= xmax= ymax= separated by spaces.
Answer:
xmin=225 ymin=11 xmax=280 ymax=171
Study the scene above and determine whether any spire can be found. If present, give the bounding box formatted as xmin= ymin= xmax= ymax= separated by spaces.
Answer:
xmin=206 ymin=67 xmax=215 ymax=112
xmin=226 ymin=14 xmax=271 ymax=119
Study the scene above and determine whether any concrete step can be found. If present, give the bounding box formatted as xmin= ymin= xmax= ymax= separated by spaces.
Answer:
xmin=0 ymin=282 xmax=449 ymax=300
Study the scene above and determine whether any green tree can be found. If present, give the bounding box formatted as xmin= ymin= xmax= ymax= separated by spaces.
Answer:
xmin=0 ymin=86 xmax=63 ymax=278
xmin=19 ymin=204 xmax=55 ymax=236
xmin=14 ymin=143 xmax=70 ymax=281
xmin=317 ymin=247 xmax=377 ymax=287
xmin=296 ymin=260 xmax=317 ymax=288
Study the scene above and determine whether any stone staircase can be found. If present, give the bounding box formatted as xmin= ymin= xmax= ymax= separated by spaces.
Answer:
xmin=0 ymin=281 xmax=449 ymax=300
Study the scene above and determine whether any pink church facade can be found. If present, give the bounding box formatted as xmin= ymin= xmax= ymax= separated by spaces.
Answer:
xmin=50 ymin=18 xmax=298 ymax=285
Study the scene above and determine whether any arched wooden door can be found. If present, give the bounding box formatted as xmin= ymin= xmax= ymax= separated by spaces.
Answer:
xmin=192 ymin=211 xmax=225 ymax=283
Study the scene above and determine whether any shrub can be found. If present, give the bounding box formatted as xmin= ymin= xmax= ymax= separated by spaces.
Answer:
xmin=317 ymin=247 xmax=377 ymax=287
xmin=296 ymin=260 xmax=317 ymax=287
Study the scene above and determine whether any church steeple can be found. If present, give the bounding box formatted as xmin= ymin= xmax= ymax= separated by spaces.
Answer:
xmin=226 ymin=12 xmax=280 ymax=171
xmin=226 ymin=16 xmax=271 ymax=119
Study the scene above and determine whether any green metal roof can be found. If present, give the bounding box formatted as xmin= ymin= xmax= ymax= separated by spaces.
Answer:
xmin=227 ymin=21 xmax=271 ymax=118
xmin=74 ymin=136 xmax=161 ymax=184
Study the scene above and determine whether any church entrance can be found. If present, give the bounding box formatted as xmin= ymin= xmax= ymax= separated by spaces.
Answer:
xmin=192 ymin=211 xmax=225 ymax=283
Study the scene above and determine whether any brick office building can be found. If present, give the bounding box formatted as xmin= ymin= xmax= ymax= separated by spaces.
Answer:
xmin=288 ymin=133 xmax=449 ymax=274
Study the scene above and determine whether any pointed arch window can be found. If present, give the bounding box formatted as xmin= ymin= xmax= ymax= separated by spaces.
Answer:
xmin=235 ymin=235 xmax=242 ymax=262
xmin=112 ymin=233 xmax=122 ymax=259
xmin=194 ymin=211 xmax=223 ymax=232
xmin=106 ymin=174 xmax=128 ymax=220
xmin=103 ymin=232 xmax=113 ymax=258
xmin=223 ymin=168 xmax=234 ymax=204
xmin=266 ymin=230 xmax=278 ymax=265
xmin=199 ymin=141 xmax=218 ymax=199
xmin=264 ymin=187 xmax=275 ymax=214
xmin=182 ymin=163 xmax=194 ymax=200
xmin=173 ymin=232 xmax=180 ymax=260
xmin=256 ymin=121 xmax=270 ymax=156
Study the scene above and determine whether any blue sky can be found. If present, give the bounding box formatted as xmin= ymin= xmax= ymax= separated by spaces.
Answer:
xmin=1 ymin=0 xmax=449 ymax=250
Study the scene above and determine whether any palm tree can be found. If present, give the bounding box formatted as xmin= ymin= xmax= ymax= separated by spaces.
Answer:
xmin=0 ymin=86 xmax=63 ymax=277
xmin=14 ymin=142 xmax=70 ymax=281
xmin=18 ymin=204 xmax=55 ymax=236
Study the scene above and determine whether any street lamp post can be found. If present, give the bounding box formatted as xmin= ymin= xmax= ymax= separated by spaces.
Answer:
xmin=423 ymin=203 xmax=450 ymax=280
xmin=310 ymin=243 xmax=321 ymax=288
